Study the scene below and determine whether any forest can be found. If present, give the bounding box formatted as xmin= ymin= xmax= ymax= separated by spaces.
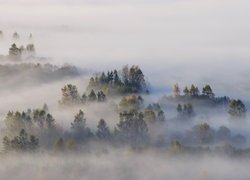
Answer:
xmin=0 ymin=0 xmax=250 ymax=179
xmin=0 ymin=43 xmax=248 ymax=155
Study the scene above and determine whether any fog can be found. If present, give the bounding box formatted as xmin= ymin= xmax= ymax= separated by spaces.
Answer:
xmin=1 ymin=151 xmax=250 ymax=180
xmin=0 ymin=0 xmax=250 ymax=179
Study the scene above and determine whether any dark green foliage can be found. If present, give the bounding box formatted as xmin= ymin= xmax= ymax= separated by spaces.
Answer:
xmin=45 ymin=114 xmax=56 ymax=129
xmin=144 ymin=103 xmax=165 ymax=124
xmin=116 ymin=111 xmax=148 ymax=145
xmin=71 ymin=110 xmax=92 ymax=141
xmin=86 ymin=89 xmax=106 ymax=102
xmin=59 ymin=86 xmax=107 ymax=105
xmin=60 ymin=84 xmax=81 ymax=105
xmin=202 ymin=85 xmax=215 ymax=98
xmin=3 ymin=129 xmax=39 ymax=152
xmin=96 ymin=119 xmax=111 ymax=140
xmin=186 ymin=123 xmax=214 ymax=144
xmin=118 ymin=95 xmax=144 ymax=112
xmin=97 ymin=91 xmax=106 ymax=102
xmin=4 ymin=105 xmax=56 ymax=136
xmin=189 ymin=84 xmax=199 ymax=97
xmin=33 ymin=105 xmax=55 ymax=129
xmin=181 ymin=84 xmax=214 ymax=98
xmin=183 ymin=86 xmax=189 ymax=96
xmin=176 ymin=103 xmax=194 ymax=119
xmin=228 ymin=99 xmax=247 ymax=119
xmin=71 ymin=110 xmax=86 ymax=131
xmin=87 ymin=65 xmax=149 ymax=95
xmin=88 ymin=89 xmax=97 ymax=101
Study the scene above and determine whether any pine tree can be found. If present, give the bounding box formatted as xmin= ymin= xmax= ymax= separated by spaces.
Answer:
xmin=173 ymin=83 xmax=180 ymax=97
xmin=60 ymin=84 xmax=80 ymax=105
xmin=88 ymin=90 xmax=97 ymax=101
xmin=96 ymin=119 xmax=111 ymax=140
xmin=202 ymin=85 xmax=215 ymax=98
xmin=228 ymin=99 xmax=247 ymax=119
xmin=117 ymin=111 xmax=148 ymax=145
xmin=183 ymin=86 xmax=189 ymax=96
xmin=9 ymin=43 xmax=21 ymax=60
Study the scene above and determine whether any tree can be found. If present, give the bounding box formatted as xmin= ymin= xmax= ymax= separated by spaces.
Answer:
xmin=45 ymin=114 xmax=55 ymax=129
xmin=33 ymin=109 xmax=46 ymax=128
xmin=177 ymin=104 xmax=183 ymax=113
xmin=88 ymin=89 xmax=97 ymax=101
xmin=189 ymin=123 xmax=214 ymax=144
xmin=128 ymin=65 xmax=147 ymax=92
xmin=26 ymin=43 xmax=35 ymax=56
xmin=12 ymin=32 xmax=20 ymax=40
xmin=3 ymin=129 xmax=39 ymax=152
xmin=173 ymin=83 xmax=180 ymax=97
xmin=9 ymin=43 xmax=21 ymax=60
xmin=88 ymin=77 xmax=96 ymax=87
xmin=202 ymin=85 xmax=215 ymax=98
xmin=157 ymin=110 xmax=165 ymax=122
xmin=119 ymin=95 xmax=144 ymax=111
xmin=86 ymin=65 xmax=149 ymax=94
xmin=116 ymin=111 xmax=148 ymax=145
xmin=122 ymin=65 xmax=129 ymax=84
xmin=71 ymin=110 xmax=86 ymax=131
xmin=177 ymin=103 xmax=194 ymax=119
xmin=97 ymin=91 xmax=106 ymax=102
xmin=19 ymin=45 xmax=25 ymax=55
xmin=185 ymin=103 xmax=194 ymax=115
xmin=228 ymin=99 xmax=247 ymax=119
xmin=183 ymin=86 xmax=189 ymax=96
xmin=100 ymin=72 xmax=107 ymax=84
xmin=60 ymin=84 xmax=80 ymax=105
xmin=43 ymin=103 xmax=49 ymax=113
xmin=5 ymin=111 xmax=26 ymax=135
xmin=189 ymin=84 xmax=199 ymax=96
xmin=71 ymin=110 xmax=92 ymax=140
xmin=114 ymin=70 xmax=121 ymax=85
xmin=81 ymin=94 xmax=87 ymax=103
xmin=144 ymin=109 xmax=156 ymax=124
xmin=96 ymin=119 xmax=111 ymax=140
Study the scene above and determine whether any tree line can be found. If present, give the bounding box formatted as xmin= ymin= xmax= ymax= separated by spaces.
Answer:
xmin=87 ymin=65 xmax=149 ymax=95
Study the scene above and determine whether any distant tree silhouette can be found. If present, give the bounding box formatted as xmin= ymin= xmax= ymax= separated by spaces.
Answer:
xmin=228 ymin=99 xmax=247 ymax=119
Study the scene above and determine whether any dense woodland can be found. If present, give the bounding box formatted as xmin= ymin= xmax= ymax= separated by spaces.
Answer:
xmin=0 ymin=32 xmax=249 ymax=156
xmin=1 ymin=62 xmax=249 ymax=156
xmin=86 ymin=65 xmax=149 ymax=95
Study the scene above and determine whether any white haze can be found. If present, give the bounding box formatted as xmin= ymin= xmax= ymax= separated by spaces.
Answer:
xmin=0 ymin=0 xmax=250 ymax=179
xmin=1 ymin=151 xmax=250 ymax=180
xmin=0 ymin=0 xmax=250 ymax=99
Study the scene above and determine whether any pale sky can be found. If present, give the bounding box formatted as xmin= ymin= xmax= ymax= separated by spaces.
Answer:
xmin=0 ymin=0 xmax=249 ymax=99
